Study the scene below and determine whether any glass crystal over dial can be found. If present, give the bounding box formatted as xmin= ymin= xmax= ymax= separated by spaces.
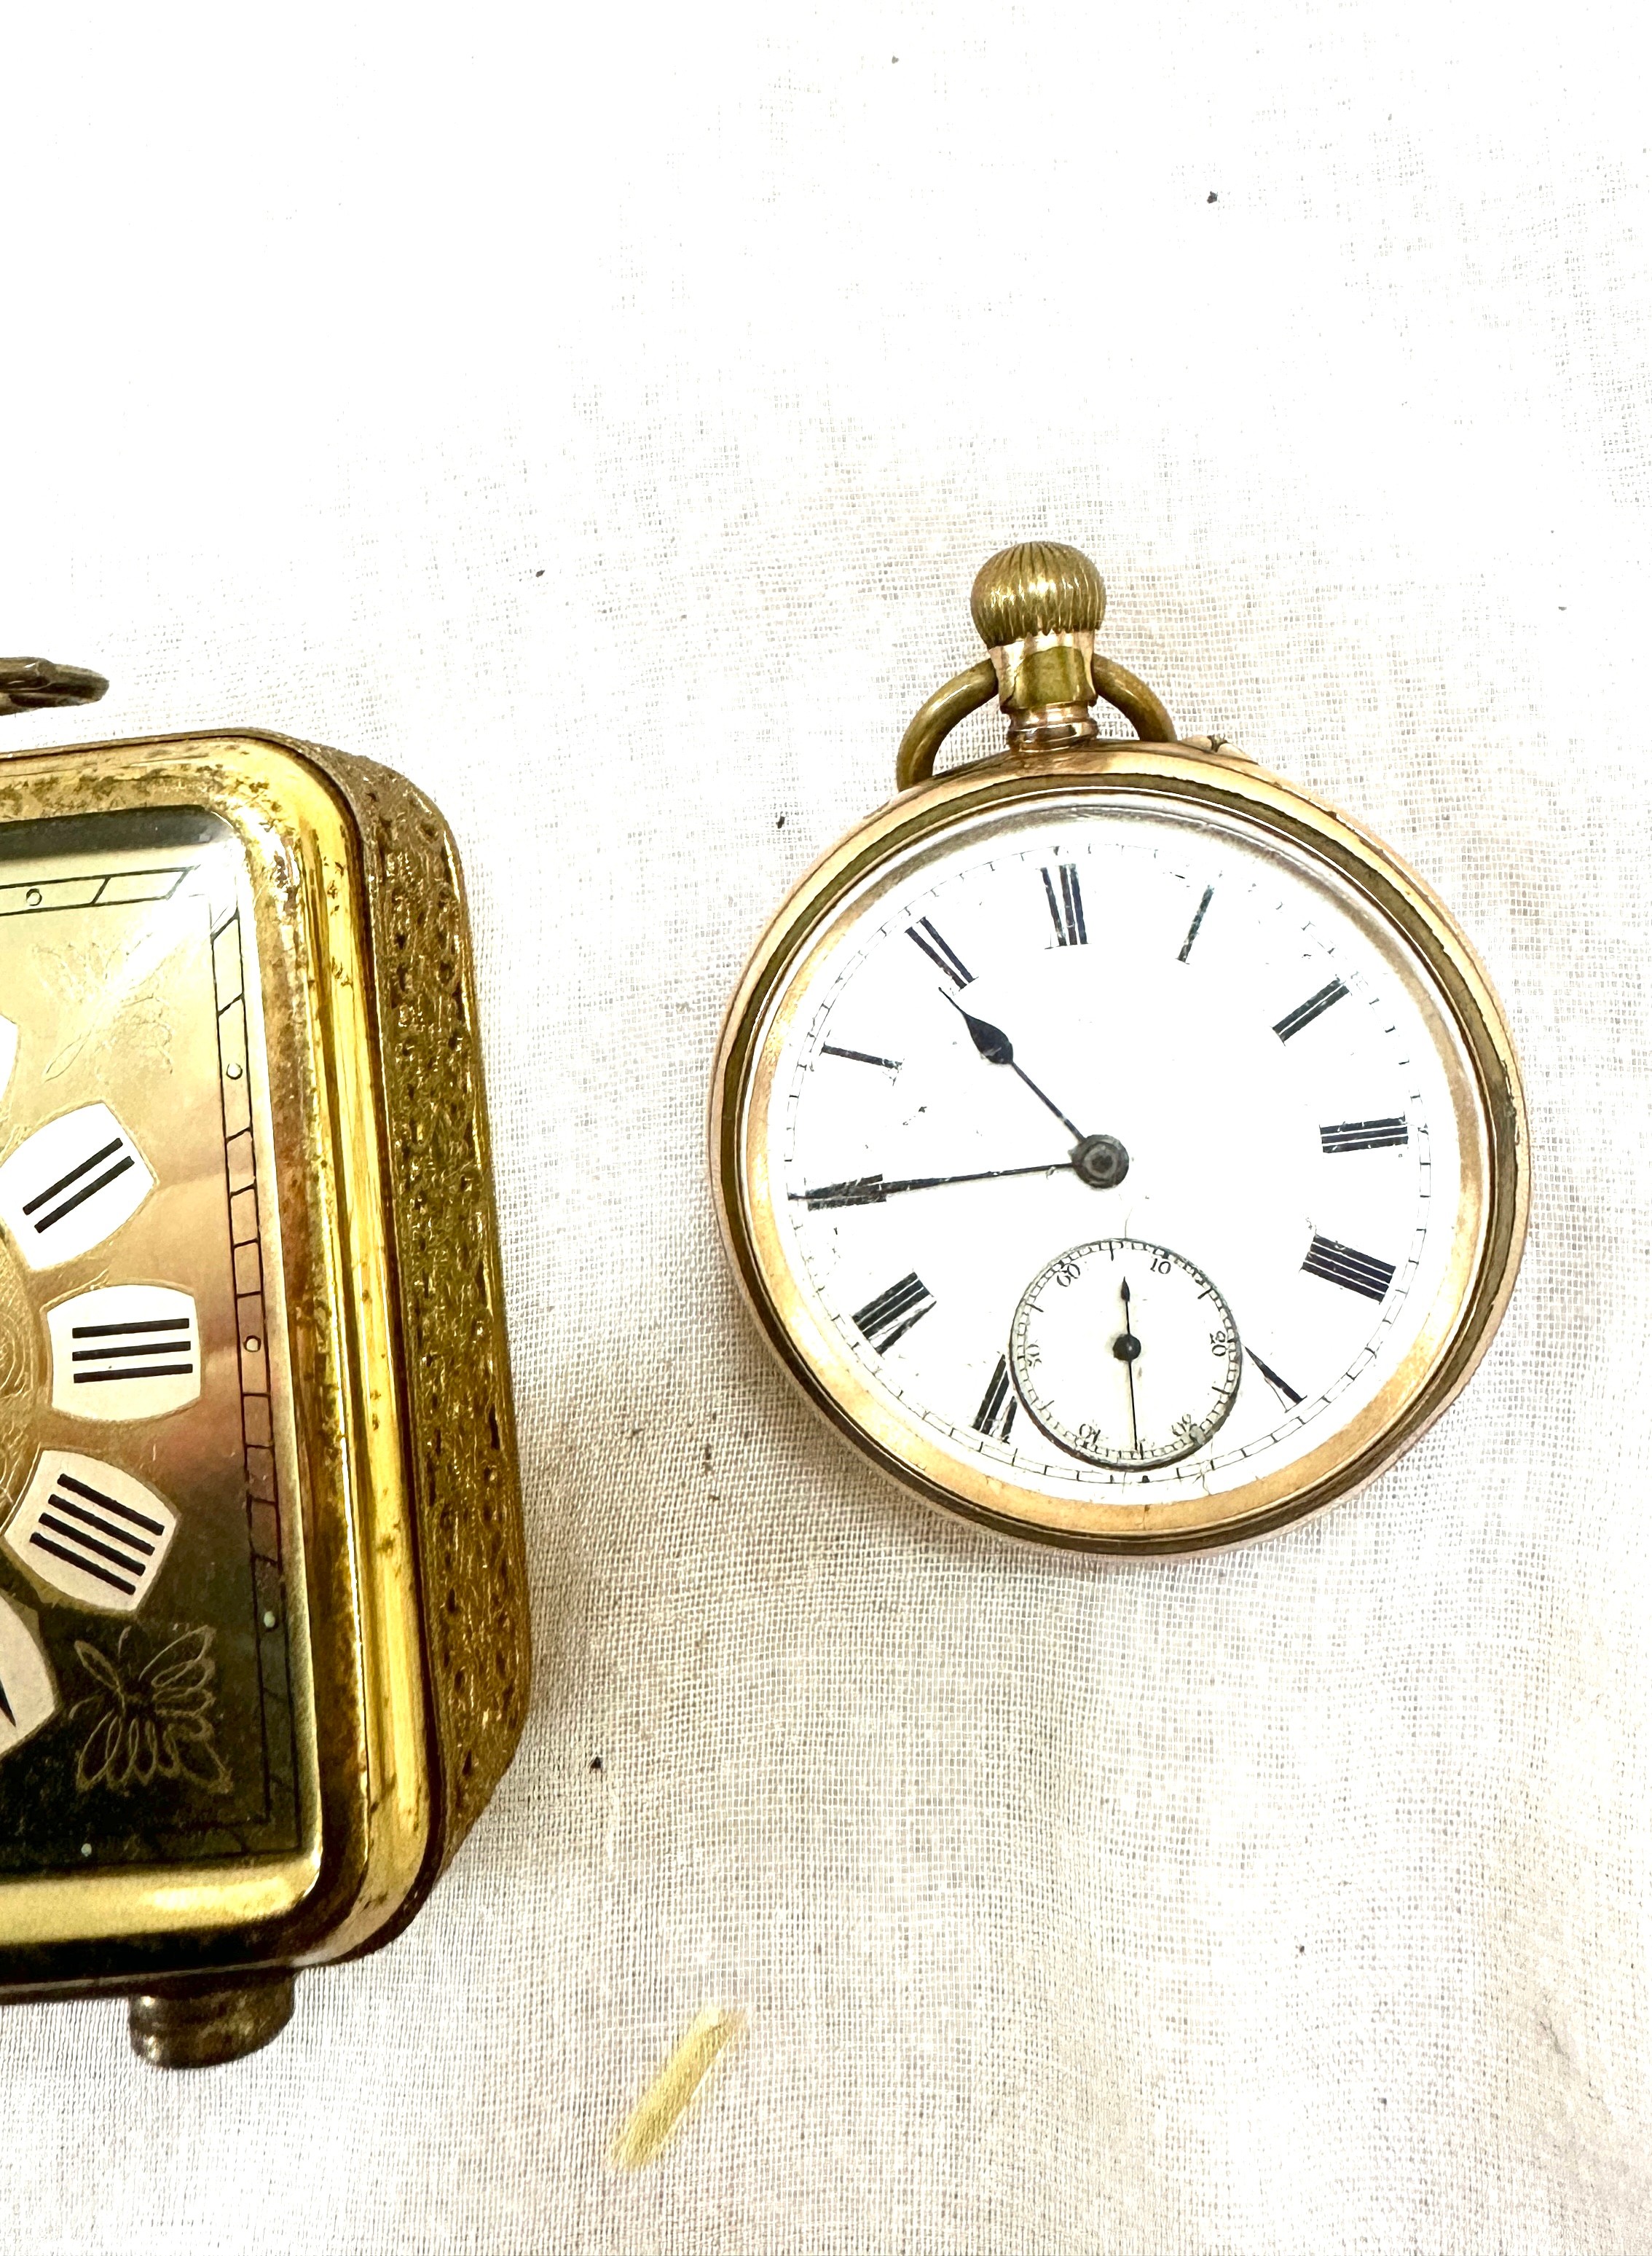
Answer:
xmin=0 ymin=809 xmax=306 ymax=1872
xmin=739 ymin=786 xmax=1489 ymax=1530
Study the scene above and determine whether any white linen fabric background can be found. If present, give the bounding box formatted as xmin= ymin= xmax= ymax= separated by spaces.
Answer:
xmin=3 ymin=0 xmax=1650 ymax=2247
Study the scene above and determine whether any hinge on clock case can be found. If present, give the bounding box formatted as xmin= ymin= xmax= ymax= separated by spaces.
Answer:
xmin=0 ymin=659 xmax=109 ymax=718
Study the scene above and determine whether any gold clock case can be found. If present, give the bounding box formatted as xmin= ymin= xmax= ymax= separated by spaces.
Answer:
xmin=712 ymin=737 xmax=1529 ymax=1555
xmin=0 ymin=729 xmax=527 ymax=2059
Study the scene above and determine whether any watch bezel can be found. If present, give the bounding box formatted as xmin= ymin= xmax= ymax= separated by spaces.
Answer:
xmin=711 ymin=741 xmax=1529 ymax=1555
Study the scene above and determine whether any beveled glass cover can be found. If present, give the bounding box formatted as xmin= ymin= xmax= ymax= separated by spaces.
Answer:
xmin=0 ymin=809 xmax=305 ymax=1875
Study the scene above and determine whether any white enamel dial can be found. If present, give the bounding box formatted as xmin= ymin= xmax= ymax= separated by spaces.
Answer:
xmin=1010 ymin=1237 xmax=1241 ymax=1469
xmin=752 ymin=790 xmax=1481 ymax=1514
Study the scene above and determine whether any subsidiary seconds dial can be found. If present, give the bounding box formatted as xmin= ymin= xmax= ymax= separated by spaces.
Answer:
xmin=1010 ymin=1238 xmax=1241 ymax=1469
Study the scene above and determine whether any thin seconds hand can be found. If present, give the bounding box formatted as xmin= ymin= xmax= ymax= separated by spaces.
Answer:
xmin=1114 ymin=1276 xmax=1142 ymax=1455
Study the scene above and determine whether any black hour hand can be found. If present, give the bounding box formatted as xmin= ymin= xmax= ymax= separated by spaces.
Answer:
xmin=940 ymin=990 xmax=1085 ymax=1143
xmin=956 ymin=1005 xmax=1014 ymax=1066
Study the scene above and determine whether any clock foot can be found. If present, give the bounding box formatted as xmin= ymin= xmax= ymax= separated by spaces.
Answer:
xmin=127 ymin=1971 xmax=296 ymax=2070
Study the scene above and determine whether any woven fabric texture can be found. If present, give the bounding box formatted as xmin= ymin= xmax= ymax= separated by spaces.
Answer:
xmin=4 ymin=1 xmax=1651 ymax=2247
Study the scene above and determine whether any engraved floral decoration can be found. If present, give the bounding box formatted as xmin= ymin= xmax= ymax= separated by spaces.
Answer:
xmin=33 ymin=934 xmax=176 ymax=1086
xmin=0 ymin=1232 xmax=39 ymax=1510
xmin=70 ymin=1624 xmax=231 ymax=1794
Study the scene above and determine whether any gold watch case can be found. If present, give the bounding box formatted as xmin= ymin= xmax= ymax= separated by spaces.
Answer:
xmin=0 ymin=711 xmax=527 ymax=2064
xmin=711 ymin=546 xmax=1528 ymax=1555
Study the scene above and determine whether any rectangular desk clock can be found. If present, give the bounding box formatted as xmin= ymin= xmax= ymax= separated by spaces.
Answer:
xmin=0 ymin=712 xmax=527 ymax=2066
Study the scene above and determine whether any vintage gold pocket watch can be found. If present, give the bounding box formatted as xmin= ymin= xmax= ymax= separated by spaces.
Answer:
xmin=0 ymin=657 xmax=527 ymax=2064
xmin=712 ymin=544 xmax=1527 ymax=1554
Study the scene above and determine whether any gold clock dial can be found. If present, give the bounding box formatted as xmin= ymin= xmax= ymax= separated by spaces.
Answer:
xmin=715 ymin=747 xmax=1527 ymax=1553
xmin=0 ymin=725 xmax=524 ymax=2058
xmin=0 ymin=809 xmax=306 ymax=1870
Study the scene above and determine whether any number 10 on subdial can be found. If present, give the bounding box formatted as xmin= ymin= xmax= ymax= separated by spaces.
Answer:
xmin=1007 ymin=1238 xmax=1242 ymax=1470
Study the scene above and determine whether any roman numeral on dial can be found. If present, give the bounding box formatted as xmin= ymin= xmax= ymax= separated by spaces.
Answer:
xmin=0 ymin=1594 xmax=56 ymax=1761
xmin=905 ymin=919 xmax=973 ymax=988
xmin=820 ymin=1044 xmax=902 ymax=1072
xmin=1301 ymin=1233 xmax=1396 ymax=1302
xmin=801 ymin=1174 xmax=886 ymax=1210
xmin=851 ymin=1272 xmax=935 ymax=1353
xmin=48 ymin=1285 xmax=202 ymax=1420
xmin=1247 ymin=1346 xmax=1304 ymax=1407
xmin=972 ymin=1355 xmax=1018 ymax=1440
xmin=4 ymin=1453 xmax=178 ymax=1615
xmin=0 ymin=1103 xmax=154 ymax=1269
xmin=1040 ymin=865 xmax=1087 ymax=946
xmin=1178 ymin=885 xmax=1214 ymax=962
xmin=1320 ymin=1117 xmax=1409 ymax=1153
xmin=1273 ymin=979 xmax=1349 ymax=1042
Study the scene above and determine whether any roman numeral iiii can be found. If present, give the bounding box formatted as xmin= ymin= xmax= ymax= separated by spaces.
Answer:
xmin=851 ymin=1273 xmax=936 ymax=1353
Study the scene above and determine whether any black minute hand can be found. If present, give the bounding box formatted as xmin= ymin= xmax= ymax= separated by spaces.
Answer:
xmin=943 ymin=994 xmax=1087 ymax=1141
xmin=792 ymin=1161 xmax=1073 ymax=1210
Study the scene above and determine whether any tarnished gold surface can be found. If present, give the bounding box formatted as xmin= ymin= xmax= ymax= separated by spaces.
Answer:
xmin=128 ymin=1971 xmax=295 ymax=2069
xmin=894 ymin=661 xmax=996 ymax=792
xmin=896 ymin=541 xmax=1179 ymax=785
xmin=0 ymin=782 xmax=325 ymax=1955
xmin=292 ymin=742 xmax=529 ymax=1881
xmin=1090 ymin=652 xmax=1176 ymax=744
xmin=0 ymin=728 xmax=525 ymax=2031
xmin=0 ymin=659 xmax=109 ymax=717
xmin=969 ymin=542 xmax=1106 ymax=644
xmin=713 ymin=589 xmax=1529 ymax=1553
xmin=0 ymin=1236 xmax=42 ymax=1508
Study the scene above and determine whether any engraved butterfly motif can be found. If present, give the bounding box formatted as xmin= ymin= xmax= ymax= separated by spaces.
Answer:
xmin=71 ymin=1624 xmax=232 ymax=1795
xmin=33 ymin=935 xmax=176 ymax=1085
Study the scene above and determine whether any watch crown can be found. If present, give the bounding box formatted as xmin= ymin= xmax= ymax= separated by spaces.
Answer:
xmin=969 ymin=541 xmax=1106 ymax=649
xmin=894 ymin=542 xmax=1178 ymax=790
